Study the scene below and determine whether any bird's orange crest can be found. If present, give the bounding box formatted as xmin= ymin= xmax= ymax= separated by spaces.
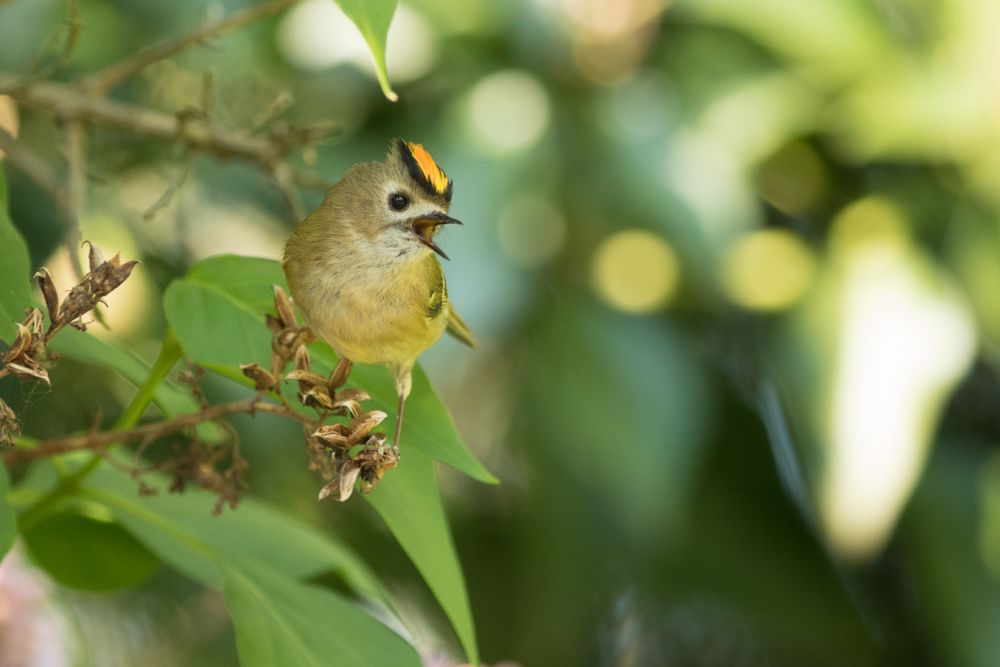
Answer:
xmin=405 ymin=142 xmax=450 ymax=195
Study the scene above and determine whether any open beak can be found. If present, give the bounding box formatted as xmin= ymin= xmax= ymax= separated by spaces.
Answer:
xmin=410 ymin=211 xmax=463 ymax=260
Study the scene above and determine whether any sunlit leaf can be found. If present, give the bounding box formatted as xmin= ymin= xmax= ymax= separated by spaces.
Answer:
xmin=332 ymin=0 xmax=399 ymax=101
xmin=365 ymin=448 xmax=478 ymax=664
xmin=22 ymin=511 xmax=160 ymax=591
xmin=80 ymin=464 xmax=387 ymax=604
xmin=225 ymin=564 xmax=420 ymax=667
xmin=0 ymin=167 xmax=32 ymax=343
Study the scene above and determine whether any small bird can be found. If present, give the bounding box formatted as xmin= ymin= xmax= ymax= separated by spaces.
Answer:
xmin=283 ymin=139 xmax=476 ymax=447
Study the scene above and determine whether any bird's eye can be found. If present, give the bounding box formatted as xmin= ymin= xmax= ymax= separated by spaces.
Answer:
xmin=389 ymin=193 xmax=410 ymax=211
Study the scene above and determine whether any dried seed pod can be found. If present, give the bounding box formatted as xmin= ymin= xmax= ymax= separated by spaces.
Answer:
xmin=3 ymin=308 xmax=49 ymax=384
xmin=299 ymin=385 xmax=334 ymax=410
xmin=56 ymin=246 xmax=138 ymax=325
xmin=294 ymin=344 xmax=310 ymax=370
xmin=33 ymin=268 xmax=60 ymax=324
xmin=5 ymin=361 xmax=50 ymax=383
xmin=328 ymin=358 xmax=353 ymax=389
xmin=318 ymin=462 xmax=360 ymax=501
xmin=4 ymin=322 xmax=33 ymax=362
xmin=285 ymin=369 xmax=328 ymax=389
xmin=239 ymin=363 xmax=276 ymax=391
xmin=0 ymin=398 xmax=20 ymax=447
xmin=330 ymin=396 xmax=363 ymax=418
xmin=272 ymin=284 xmax=297 ymax=329
xmin=311 ymin=423 xmax=351 ymax=448
xmin=334 ymin=387 xmax=370 ymax=403
xmin=265 ymin=313 xmax=283 ymax=334
xmin=84 ymin=240 xmax=105 ymax=273
xmin=346 ymin=410 xmax=388 ymax=443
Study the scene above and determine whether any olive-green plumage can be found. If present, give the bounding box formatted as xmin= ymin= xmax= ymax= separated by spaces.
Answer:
xmin=282 ymin=140 xmax=474 ymax=445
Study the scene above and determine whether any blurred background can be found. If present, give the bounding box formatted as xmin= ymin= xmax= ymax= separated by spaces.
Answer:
xmin=2 ymin=0 xmax=1000 ymax=665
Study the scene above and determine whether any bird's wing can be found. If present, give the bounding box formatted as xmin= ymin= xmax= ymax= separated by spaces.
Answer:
xmin=446 ymin=308 xmax=478 ymax=348
xmin=426 ymin=259 xmax=477 ymax=348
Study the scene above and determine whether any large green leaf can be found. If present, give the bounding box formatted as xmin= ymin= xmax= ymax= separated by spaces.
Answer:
xmin=0 ymin=462 xmax=14 ymax=559
xmin=173 ymin=255 xmax=496 ymax=483
xmin=225 ymin=564 xmax=420 ymax=667
xmin=170 ymin=255 xmax=483 ymax=662
xmin=365 ymin=448 xmax=478 ymax=664
xmin=80 ymin=464 xmax=386 ymax=604
xmin=163 ymin=278 xmax=271 ymax=382
xmin=48 ymin=329 xmax=224 ymax=442
xmin=22 ymin=510 xmax=160 ymax=591
xmin=333 ymin=0 xmax=399 ymax=101
xmin=0 ymin=167 xmax=32 ymax=343
xmin=77 ymin=464 xmax=416 ymax=663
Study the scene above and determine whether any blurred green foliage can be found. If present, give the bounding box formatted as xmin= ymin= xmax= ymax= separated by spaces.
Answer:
xmin=1 ymin=0 xmax=1000 ymax=665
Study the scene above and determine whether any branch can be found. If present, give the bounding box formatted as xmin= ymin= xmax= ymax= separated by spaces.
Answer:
xmin=80 ymin=0 xmax=299 ymax=94
xmin=2 ymin=396 xmax=314 ymax=465
xmin=62 ymin=118 xmax=86 ymax=279
xmin=2 ymin=74 xmax=282 ymax=164
xmin=0 ymin=73 xmax=336 ymax=195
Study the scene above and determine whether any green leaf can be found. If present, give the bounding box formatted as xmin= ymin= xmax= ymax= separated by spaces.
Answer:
xmin=332 ymin=0 xmax=399 ymax=101
xmin=0 ymin=462 xmax=15 ymax=559
xmin=366 ymin=448 xmax=478 ymax=664
xmin=48 ymin=329 xmax=225 ymax=442
xmin=80 ymin=464 xmax=387 ymax=604
xmin=225 ymin=564 xmax=420 ymax=667
xmin=0 ymin=166 xmax=32 ymax=343
xmin=168 ymin=255 xmax=483 ymax=659
xmin=22 ymin=510 xmax=160 ymax=591
xmin=170 ymin=255 xmax=497 ymax=483
xmin=163 ymin=278 xmax=272 ymax=376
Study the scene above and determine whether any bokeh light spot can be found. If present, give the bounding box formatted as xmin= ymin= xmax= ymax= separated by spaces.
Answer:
xmin=464 ymin=70 xmax=551 ymax=155
xmin=721 ymin=229 xmax=816 ymax=311
xmin=821 ymin=240 xmax=975 ymax=560
xmin=830 ymin=196 xmax=909 ymax=252
xmin=591 ymin=229 xmax=679 ymax=313
xmin=497 ymin=196 xmax=567 ymax=267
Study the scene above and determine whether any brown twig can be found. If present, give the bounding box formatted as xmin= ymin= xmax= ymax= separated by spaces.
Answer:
xmin=80 ymin=0 xmax=298 ymax=94
xmin=272 ymin=161 xmax=306 ymax=222
xmin=2 ymin=396 xmax=315 ymax=465
xmin=0 ymin=73 xmax=335 ymax=191
xmin=62 ymin=118 xmax=86 ymax=279
xmin=3 ymin=74 xmax=281 ymax=164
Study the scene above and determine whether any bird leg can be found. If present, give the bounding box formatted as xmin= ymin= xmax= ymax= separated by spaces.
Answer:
xmin=393 ymin=393 xmax=405 ymax=448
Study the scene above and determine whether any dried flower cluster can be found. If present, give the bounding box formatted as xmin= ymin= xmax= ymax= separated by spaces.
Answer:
xmin=2 ymin=308 xmax=48 ymax=385
xmin=42 ymin=242 xmax=138 ymax=335
xmin=122 ymin=364 xmax=250 ymax=515
xmin=241 ymin=286 xmax=399 ymax=502
xmin=0 ymin=242 xmax=137 ymax=446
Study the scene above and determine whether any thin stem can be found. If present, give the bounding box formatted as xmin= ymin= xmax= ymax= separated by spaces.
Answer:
xmin=80 ymin=0 xmax=298 ymax=94
xmin=62 ymin=118 xmax=86 ymax=279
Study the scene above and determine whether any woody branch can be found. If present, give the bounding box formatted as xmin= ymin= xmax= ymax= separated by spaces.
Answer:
xmin=0 ymin=0 xmax=332 ymax=237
